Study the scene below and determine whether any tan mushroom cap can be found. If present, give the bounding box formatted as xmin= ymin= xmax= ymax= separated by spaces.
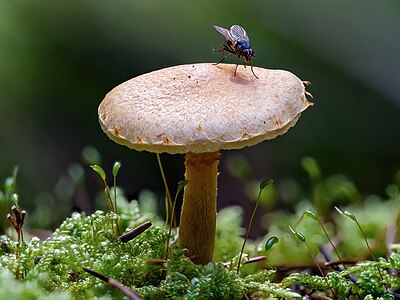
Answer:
xmin=99 ymin=63 xmax=312 ymax=154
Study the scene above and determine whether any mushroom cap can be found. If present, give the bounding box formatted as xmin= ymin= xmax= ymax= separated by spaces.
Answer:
xmin=99 ymin=63 xmax=312 ymax=154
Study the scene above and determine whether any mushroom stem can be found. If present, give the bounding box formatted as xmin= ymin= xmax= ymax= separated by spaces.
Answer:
xmin=179 ymin=151 xmax=220 ymax=264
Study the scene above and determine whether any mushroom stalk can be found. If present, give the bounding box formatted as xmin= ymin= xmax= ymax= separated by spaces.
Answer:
xmin=179 ymin=151 xmax=220 ymax=264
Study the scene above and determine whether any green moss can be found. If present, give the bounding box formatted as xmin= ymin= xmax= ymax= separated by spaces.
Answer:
xmin=0 ymin=205 xmax=299 ymax=299
xmin=1 ymin=159 xmax=400 ymax=299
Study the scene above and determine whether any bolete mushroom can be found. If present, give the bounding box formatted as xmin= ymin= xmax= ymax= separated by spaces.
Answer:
xmin=98 ymin=63 xmax=312 ymax=265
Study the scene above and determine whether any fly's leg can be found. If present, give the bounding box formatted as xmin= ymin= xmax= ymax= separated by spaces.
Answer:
xmin=214 ymin=48 xmax=233 ymax=65
xmin=234 ymin=57 xmax=242 ymax=76
xmin=250 ymin=61 xmax=259 ymax=79
xmin=216 ymin=48 xmax=226 ymax=65
xmin=234 ymin=63 xmax=239 ymax=76
xmin=214 ymin=45 xmax=235 ymax=65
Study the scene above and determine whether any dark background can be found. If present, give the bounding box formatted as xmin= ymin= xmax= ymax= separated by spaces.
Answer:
xmin=0 ymin=0 xmax=399 ymax=229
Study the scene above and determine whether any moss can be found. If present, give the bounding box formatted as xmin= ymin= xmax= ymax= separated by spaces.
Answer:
xmin=1 ymin=159 xmax=400 ymax=299
xmin=0 ymin=204 xmax=302 ymax=299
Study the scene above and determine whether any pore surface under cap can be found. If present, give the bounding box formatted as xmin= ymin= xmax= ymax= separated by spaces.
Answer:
xmin=99 ymin=63 xmax=312 ymax=154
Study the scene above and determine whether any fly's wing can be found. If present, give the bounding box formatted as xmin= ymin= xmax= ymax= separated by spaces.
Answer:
xmin=213 ymin=25 xmax=235 ymax=43
xmin=230 ymin=25 xmax=249 ymax=42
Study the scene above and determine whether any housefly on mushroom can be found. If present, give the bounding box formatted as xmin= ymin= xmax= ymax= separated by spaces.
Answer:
xmin=213 ymin=24 xmax=258 ymax=79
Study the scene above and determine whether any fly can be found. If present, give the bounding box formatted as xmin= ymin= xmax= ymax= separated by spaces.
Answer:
xmin=213 ymin=24 xmax=258 ymax=79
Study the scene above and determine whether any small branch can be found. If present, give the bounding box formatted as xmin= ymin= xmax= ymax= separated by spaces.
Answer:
xmin=324 ymin=259 xmax=359 ymax=267
xmin=222 ymin=255 xmax=267 ymax=268
xmin=119 ymin=222 xmax=152 ymax=243
xmin=82 ymin=267 xmax=143 ymax=300
xmin=146 ymin=258 xmax=166 ymax=265
xmin=245 ymin=255 xmax=267 ymax=265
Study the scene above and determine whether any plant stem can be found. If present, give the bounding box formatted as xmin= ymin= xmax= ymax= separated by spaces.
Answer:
xmin=156 ymin=154 xmax=175 ymax=228
xmin=237 ymin=198 xmax=259 ymax=274
xmin=113 ymin=176 xmax=120 ymax=236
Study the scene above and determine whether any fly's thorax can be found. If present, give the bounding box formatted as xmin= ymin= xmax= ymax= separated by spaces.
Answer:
xmin=236 ymin=39 xmax=251 ymax=52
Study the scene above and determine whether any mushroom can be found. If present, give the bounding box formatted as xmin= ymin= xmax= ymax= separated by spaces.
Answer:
xmin=98 ymin=63 xmax=312 ymax=264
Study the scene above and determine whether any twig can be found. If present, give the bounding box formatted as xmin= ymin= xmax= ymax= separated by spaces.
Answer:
xmin=222 ymin=256 xmax=267 ymax=268
xmin=82 ymin=267 xmax=142 ymax=300
xmin=119 ymin=222 xmax=152 ymax=243
xmin=146 ymin=258 xmax=166 ymax=265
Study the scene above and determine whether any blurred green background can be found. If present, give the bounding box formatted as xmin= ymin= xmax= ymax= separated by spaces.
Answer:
xmin=0 ymin=0 xmax=399 ymax=228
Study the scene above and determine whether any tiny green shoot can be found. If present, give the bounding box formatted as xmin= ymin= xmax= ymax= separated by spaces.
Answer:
xmin=335 ymin=206 xmax=374 ymax=259
xmin=288 ymin=226 xmax=336 ymax=298
xmin=91 ymin=165 xmax=106 ymax=181
xmin=335 ymin=206 xmax=385 ymax=285
xmin=90 ymin=164 xmax=120 ymax=235
xmin=302 ymin=209 xmax=346 ymax=269
xmin=166 ymin=179 xmax=189 ymax=260
xmin=265 ymin=236 xmax=279 ymax=252
xmin=237 ymin=178 xmax=274 ymax=274
xmin=112 ymin=161 xmax=122 ymax=224
xmin=156 ymin=154 xmax=175 ymax=227
xmin=112 ymin=161 xmax=122 ymax=177
xmin=91 ymin=165 xmax=113 ymax=211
